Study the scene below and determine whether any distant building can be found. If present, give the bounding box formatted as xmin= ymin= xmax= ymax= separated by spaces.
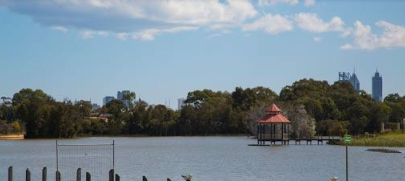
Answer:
xmin=117 ymin=90 xmax=131 ymax=108
xmin=178 ymin=98 xmax=186 ymax=110
xmin=103 ymin=96 xmax=115 ymax=106
xmin=372 ymin=70 xmax=383 ymax=102
xmin=339 ymin=71 xmax=360 ymax=93
xmin=117 ymin=90 xmax=130 ymax=100
xmin=92 ymin=103 xmax=100 ymax=111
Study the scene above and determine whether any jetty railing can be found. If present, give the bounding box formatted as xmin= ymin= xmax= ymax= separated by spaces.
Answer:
xmin=4 ymin=166 xmax=179 ymax=181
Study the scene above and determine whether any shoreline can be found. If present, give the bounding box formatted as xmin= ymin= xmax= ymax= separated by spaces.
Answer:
xmin=5 ymin=134 xmax=250 ymax=140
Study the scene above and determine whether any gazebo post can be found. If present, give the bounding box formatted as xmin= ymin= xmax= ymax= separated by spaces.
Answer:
xmin=257 ymin=124 xmax=259 ymax=145
xmin=282 ymin=123 xmax=284 ymax=145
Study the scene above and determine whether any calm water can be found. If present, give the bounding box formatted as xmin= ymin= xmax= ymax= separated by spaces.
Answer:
xmin=1 ymin=137 xmax=405 ymax=181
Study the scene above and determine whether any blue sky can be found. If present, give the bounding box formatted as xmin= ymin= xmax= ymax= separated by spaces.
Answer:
xmin=1 ymin=0 xmax=405 ymax=109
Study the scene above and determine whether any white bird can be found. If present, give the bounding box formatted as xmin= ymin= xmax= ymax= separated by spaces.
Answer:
xmin=181 ymin=174 xmax=192 ymax=181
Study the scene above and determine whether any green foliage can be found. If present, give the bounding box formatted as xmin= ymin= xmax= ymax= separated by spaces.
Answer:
xmin=2 ymin=80 xmax=405 ymax=138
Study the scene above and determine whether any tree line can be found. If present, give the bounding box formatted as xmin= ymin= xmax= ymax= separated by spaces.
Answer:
xmin=1 ymin=79 xmax=404 ymax=138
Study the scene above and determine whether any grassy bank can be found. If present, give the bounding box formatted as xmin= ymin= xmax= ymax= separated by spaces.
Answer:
xmin=0 ymin=133 xmax=24 ymax=140
xmin=339 ymin=132 xmax=405 ymax=147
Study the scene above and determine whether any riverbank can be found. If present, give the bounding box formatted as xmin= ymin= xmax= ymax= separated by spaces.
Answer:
xmin=0 ymin=134 xmax=24 ymax=140
xmin=16 ymin=134 xmax=250 ymax=140
xmin=337 ymin=132 xmax=405 ymax=147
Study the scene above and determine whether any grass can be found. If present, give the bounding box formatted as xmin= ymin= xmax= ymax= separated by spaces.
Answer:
xmin=341 ymin=132 xmax=405 ymax=147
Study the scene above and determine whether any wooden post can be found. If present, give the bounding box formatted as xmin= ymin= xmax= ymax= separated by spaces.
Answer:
xmin=77 ymin=168 xmax=81 ymax=181
xmin=86 ymin=172 xmax=91 ymax=181
xmin=26 ymin=168 xmax=31 ymax=181
xmin=56 ymin=171 xmax=61 ymax=181
xmin=109 ymin=169 xmax=114 ymax=181
xmin=143 ymin=176 xmax=148 ymax=181
xmin=8 ymin=166 xmax=13 ymax=181
xmin=115 ymin=174 xmax=120 ymax=181
xmin=42 ymin=167 xmax=47 ymax=181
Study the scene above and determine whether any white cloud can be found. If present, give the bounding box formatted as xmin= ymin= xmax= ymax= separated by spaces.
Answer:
xmin=295 ymin=13 xmax=346 ymax=33
xmin=131 ymin=26 xmax=199 ymax=41
xmin=342 ymin=21 xmax=405 ymax=50
xmin=3 ymin=0 xmax=256 ymax=40
xmin=258 ymin=0 xmax=314 ymax=6
xmin=340 ymin=44 xmax=353 ymax=50
xmin=52 ymin=26 xmax=68 ymax=33
xmin=258 ymin=0 xmax=299 ymax=6
xmin=4 ymin=0 xmax=405 ymax=51
xmin=313 ymin=36 xmax=322 ymax=42
xmin=208 ymin=30 xmax=231 ymax=39
xmin=242 ymin=14 xmax=293 ymax=34
xmin=304 ymin=0 xmax=315 ymax=7
xmin=81 ymin=30 xmax=109 ymax=39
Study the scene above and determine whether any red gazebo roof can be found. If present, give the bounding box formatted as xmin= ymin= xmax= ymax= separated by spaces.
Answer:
xmin=266 ymin=104 xmax=281 ymax=112
xmin=256 ymin=104 xmax=290 ymax=124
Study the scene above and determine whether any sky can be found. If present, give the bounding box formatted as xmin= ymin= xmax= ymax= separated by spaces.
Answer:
xmin=1 ymin=0 xmax=405 ymax=109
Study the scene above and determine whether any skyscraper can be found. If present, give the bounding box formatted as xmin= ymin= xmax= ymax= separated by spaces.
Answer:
xmin=117 ymin=90 xmax=131 ymax=108
xmin=350 ymin=72 xmax=360 ymax=93
xmin=178 ymin=98 xmax=186 ymax=110
xmin=372 ymin=70 xmax=383 ymax=102
xmin=103 ymin=96 xmax=115 ymax=106
xmin=117 ymin=90 xmax=130 ymax=100
xmin=339 ymin=71 xmax=360 ymax=93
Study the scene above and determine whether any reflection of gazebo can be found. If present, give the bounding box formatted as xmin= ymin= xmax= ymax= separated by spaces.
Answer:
xmin=256 ymin=104 xmax=290 ymax=145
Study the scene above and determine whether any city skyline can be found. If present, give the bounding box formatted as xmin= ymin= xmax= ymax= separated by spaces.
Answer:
xmin=0 ymin=68 xmax=393 ymax=109
xmin=1 ymin=1 xmax=405 ymax=109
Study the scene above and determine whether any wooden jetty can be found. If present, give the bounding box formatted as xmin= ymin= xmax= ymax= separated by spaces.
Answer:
xmin=249 ymin=136 xmax=342 ymax=146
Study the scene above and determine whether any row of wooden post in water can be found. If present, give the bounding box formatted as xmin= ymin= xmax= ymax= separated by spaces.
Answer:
xmin=4 ymin=166 xmax=180 ymax=181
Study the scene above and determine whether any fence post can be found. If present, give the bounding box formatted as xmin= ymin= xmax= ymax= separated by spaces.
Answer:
xmin=8 ymin=166 xmax=13 ymax=181
xmin=86 ymin=172 xmax=91 ymax=181
xmin=142 ymin=176 xmax=148 ymax=181
xmin=77 ymin=168 xmax=81 ymax=181
xmin=42 ymin=167 xmax=47 ymax=181
xmin=109 ymin=169 xmax=114 ymax=181
xmin=56 ymin=171 xmax=61 ymax=181
xmin=26 ymin=168 xmax=31 ymax=181
xmin=115 ymin=174 xmax=120 ymax=181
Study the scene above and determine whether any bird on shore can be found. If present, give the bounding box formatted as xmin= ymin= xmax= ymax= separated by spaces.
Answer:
xmin=181 ymin=174 xmax=192 ymax=181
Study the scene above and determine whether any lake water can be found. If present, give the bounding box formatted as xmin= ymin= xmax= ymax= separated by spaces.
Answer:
xmin=1 ymin=137 xmax=405 ymax=181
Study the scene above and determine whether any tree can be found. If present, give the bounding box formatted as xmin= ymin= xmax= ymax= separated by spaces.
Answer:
xmin=367 ymin=103 xmax=391 ymax=133
xmin=75 ymin=100 xmax=92 ymax=117
xmin=12 ymin=89 xmax=54 ymax=138
xmin=105 ymin=100 xmax=127 ymax=134
xmin=128 ymin=100 xmax=149 ymax=134
xmin=123 ymin=91 xmax=136 ymax=108
xmin=285 ymin=104 xmax=316 ymax=139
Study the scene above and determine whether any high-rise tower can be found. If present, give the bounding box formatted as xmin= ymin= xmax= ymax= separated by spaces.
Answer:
xmin=339 ymin=71 xmax=360 ymax=93
xmin=372 ymin=70 xmax=383 ymax=101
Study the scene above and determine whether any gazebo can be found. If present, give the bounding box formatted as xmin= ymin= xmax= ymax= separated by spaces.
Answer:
xmin=256 ymin=104 xmax=290 ymax=145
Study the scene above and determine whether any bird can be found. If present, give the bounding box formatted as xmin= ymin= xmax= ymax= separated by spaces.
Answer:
xmin=181 ymin=174 xmax=192 ymax=181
